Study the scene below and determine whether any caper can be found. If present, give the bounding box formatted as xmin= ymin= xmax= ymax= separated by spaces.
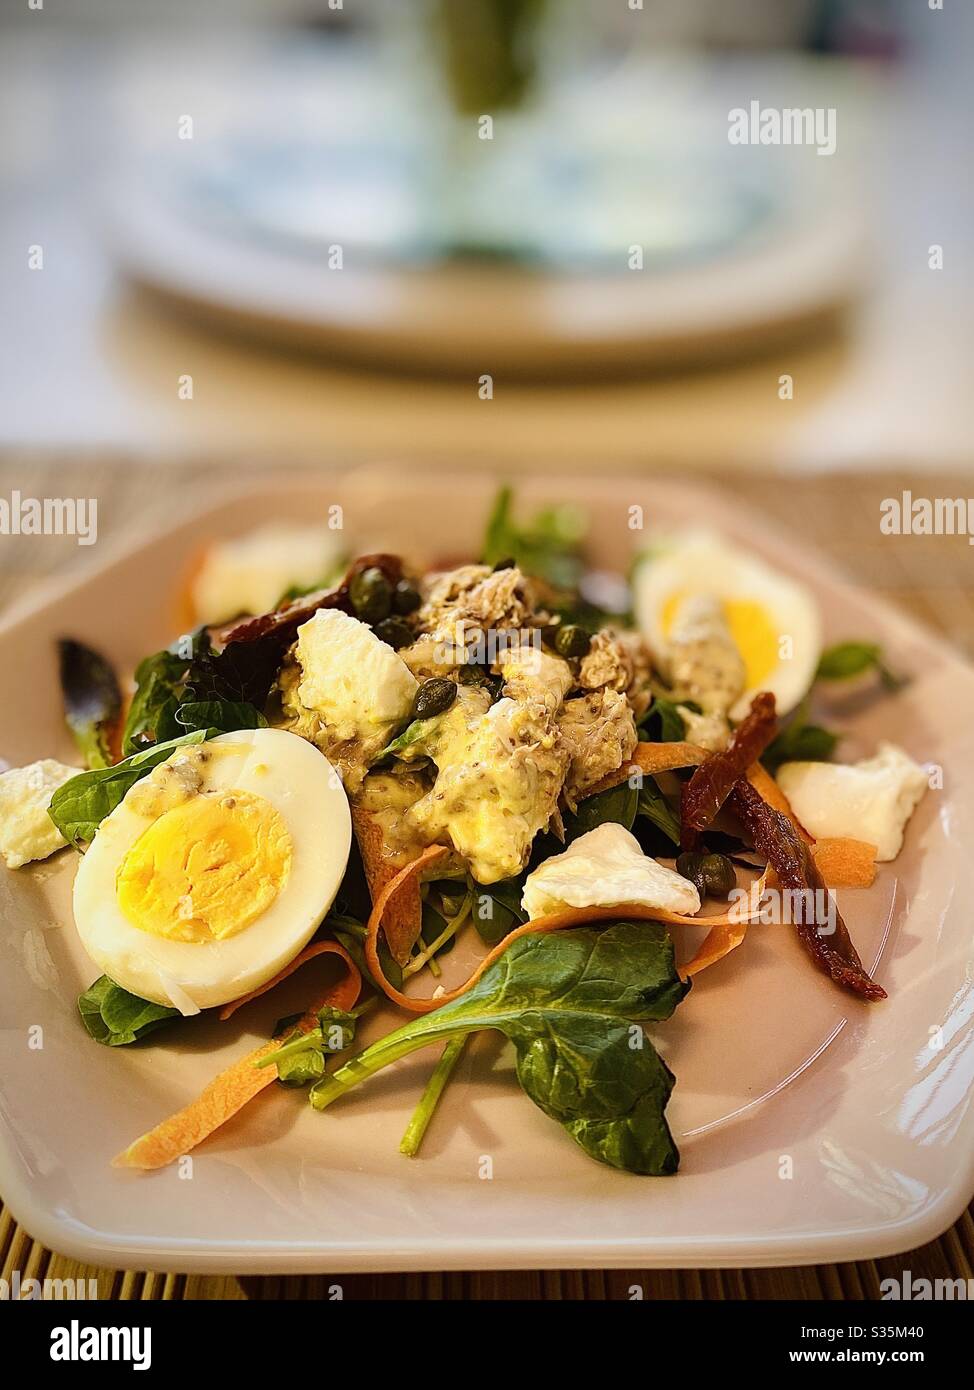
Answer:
xmin=392 ymin=580 xmax=421 ymax=615
xmin=676 ymin=850 xmax=736 ymax=900
xmin=373 ymin=616 xmax=414 ymax=650
xmin=457 ymin=662 xmax=486 ymax=686
xmin=412 ymin=678 xmax=457 ymax=720
xmin=675 ymin=852 xmax=704 ymax=896
xmin=554 ymin=623 xmax=592 ymax=659
xmin=349 ymin=566 xmax=392 ymax=623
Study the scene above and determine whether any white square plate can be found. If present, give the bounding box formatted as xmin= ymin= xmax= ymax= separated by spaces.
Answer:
xmin=1 ymin=468 xmax=972 ymax=1272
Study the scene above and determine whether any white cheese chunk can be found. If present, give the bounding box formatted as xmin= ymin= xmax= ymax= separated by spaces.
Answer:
xmin=191 ymin=524 xmax=343 ymax=623
xmin=295 ymin=608 xmax=418 ymax=733
xmin=521 ymin=823 xmax=701 ymax=920
xmin=776 ymin=742 xmax=927 ymax=862
xmin=0 ymin=758 xmax=79 ymax=869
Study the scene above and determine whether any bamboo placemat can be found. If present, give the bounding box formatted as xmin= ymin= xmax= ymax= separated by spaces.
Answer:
xmin=2 ymin=453 xmax=972 ymax=1300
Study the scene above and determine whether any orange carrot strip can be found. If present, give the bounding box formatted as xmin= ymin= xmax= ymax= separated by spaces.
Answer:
xmin=364 ymin=846 xmax=453 ymax=1013
xmin=809 ymin=838 xmax=877 ymax=889
xmin=583 ymin=741 xmax=706 ymax=798
xmin=218 ymin=940 xmax=359 ymax=1021
xmin=364 ymin=849 xmax=766 ymax=1014
xmin=113 ymin=950 xmax=360 ymax=1171
xmin=680 ymin=871 xmax=768 ymax=978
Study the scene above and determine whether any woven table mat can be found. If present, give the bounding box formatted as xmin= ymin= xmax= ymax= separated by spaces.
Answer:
xmin=1 ymin=452 xmax=972 ymax=1300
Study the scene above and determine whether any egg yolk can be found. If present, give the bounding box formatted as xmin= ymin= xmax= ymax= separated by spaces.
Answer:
xmin=662 ymin=592 xmax=779 ymax=689
xmin=116 ymin=790 xmax=292 ymax=944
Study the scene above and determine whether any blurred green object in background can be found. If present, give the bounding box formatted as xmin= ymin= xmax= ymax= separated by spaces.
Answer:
xmin=433 ymin=0 xmax=549 ymax=112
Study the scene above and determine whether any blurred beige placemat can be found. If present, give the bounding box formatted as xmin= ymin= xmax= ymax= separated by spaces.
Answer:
xmin=1 ymin=452 xmax=972 ymax=1300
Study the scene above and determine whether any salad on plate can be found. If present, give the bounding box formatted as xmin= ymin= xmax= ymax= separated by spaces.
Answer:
xmin=0 ymin=489 xmax=929 ymax=1177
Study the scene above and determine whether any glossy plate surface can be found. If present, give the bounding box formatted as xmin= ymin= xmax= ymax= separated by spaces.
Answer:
xmin=0 ymin=470 xmax=970 ymax=1272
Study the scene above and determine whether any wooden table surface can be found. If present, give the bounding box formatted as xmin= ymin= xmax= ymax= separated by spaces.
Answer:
xmin=2 ymin=453 xmax=972 ymax=1300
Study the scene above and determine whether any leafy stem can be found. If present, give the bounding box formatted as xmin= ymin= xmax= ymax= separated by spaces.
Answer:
xmin=399 ymin=1035 xmax=469 ymax=1157
xmin=404 ymin=889 xmax=474 ymax=979
xmin=310 ymin=1010 xmax=488 ymax=1110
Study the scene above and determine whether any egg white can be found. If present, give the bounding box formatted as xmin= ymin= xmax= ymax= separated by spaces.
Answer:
xmin=72 ymin=728 xmax=351 ymax=1011
xmin=633 ymin=530 xmax=822 ymax=721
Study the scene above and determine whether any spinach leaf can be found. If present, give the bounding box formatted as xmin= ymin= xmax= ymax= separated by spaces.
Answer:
xmin=566 ymin=781 xmax=638 ymax=840
xmin=762 ymin=639 xmax=902 ymax=773
xmin=550 ymin=593 xmax=630 ymax=635
xmin=309 ymin=921 xmax=689 ymax=1175
xmin=482 ymin=486 xmax=586 ymax=588
xmin=175 ymin=701 xmax=267 ymax=735
xmin=48 ymin=729 xmax=214 ymax=847
xmin=376 ymin=715 xmax=440 ymax=762
xmin=763 ymin=699 xmax=838 ymax=773
xmin=332 ymin=842 xmax=374 ymax=924
xmin=639 ymin=697 xmax=687 ymax=743
xmin=636 ymin=780 xmax=681 ymax=846
xmin=57 ymin=639 xmax=122 ymax=769
xmin=123 ymin=647 xmax=189 ymax=753
xmin=816 ymin=641 xmax=904 ymax=691
xmin=78 ymin=976 xmax=179 ymax=1047
xmin=330 ymin=917 xmax=404 ymax=993
xmin=471 ymin=873 xmax=528 ymax=946
xmin=420 ymin=897 xmax=457 ymax=959
xmin=526 ymin=780 xmax=641 ymax=871
xmin=264 ymin=1004 xmax=359 ymax=1088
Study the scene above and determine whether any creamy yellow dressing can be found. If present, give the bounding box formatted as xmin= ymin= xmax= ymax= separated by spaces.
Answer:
xmin=353 ymin=770 xmax=431 ymax=869
xmin=404 ymin=690 xmax=568 ymax=883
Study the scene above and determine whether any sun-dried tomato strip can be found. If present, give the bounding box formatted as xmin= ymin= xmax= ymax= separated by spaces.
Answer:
xmin=729 ymin=777 xmax=886 ymax=1002
xmin=217 ymin=553 xmax=405 ymax=649
xmin=680 ymin=692 xmax=778 ymax=851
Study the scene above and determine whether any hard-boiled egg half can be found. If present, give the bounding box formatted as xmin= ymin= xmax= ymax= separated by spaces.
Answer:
xmin=633 ymin=530 xmax=822 ymax=721
xmin=73 ymin=728 xmax=351 ymax=1013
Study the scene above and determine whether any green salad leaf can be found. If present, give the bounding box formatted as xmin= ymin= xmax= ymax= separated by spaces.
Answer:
xmin=550 ymin=593 xmax=632 ymax=635
xmin=470 ymin=873 xmax=528 ymax=946
xmin=762 ymin=641 xmax=904 ymax=772
xmin=561 ymin=776 xmax=681 ymax=850
xmin=636 ymin=780 xmax=681 ymax=847
xmin=419 ymin=896 xmax=458 ymax=960
xmin=261 ymin=1004 xmax=360 ymax=1088
xmin=566 ymin=781 xmax=638 ymax=839
xmin=48 ymin=729 xmax=214 ymax=848
xmin=639 ymin=697 xmax=687 ymax=743
xmin=309 ymin=921 xmax=689 ymax=1175
xmin=123 ymin=630 xmax=281 ymax=753
xmin=123 ymin=648 xmax=187 ymax=752
xmin=57 ymin=639 xmax=122 ymax=770
xmin=78 ymin=976 xmax=179 ymax=1047
xmin=175 ymin=700 xmax=267 ymax=735
xmin=763 ymin=699 xmax=838 ymax=773
xmin=481 ymin=485 xmax=586 ymax=588
xmin=329 ymin=915 xmax=404 ymax=993
xmin=375 ymin=714 xmax=441 ymax=762
xmin=816 ymin=641 xmax=905 ymax=691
